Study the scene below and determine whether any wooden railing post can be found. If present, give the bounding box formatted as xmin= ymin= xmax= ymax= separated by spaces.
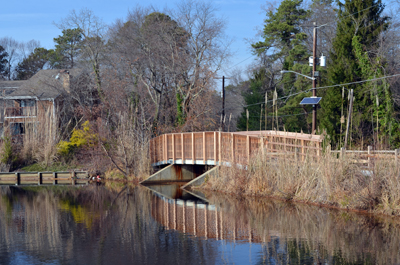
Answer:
xmin=218 ymin=132 xmax=222 ymax=164
xmin=340 ymin=147 xmax=345 ymax=160
xmin=368 ymin=146 xmax=372 ymax=169
xmin=72 ymin=171 xmax=76 ymax=186
xmin=38 ymin=172 xmax=42 ymax=185
xmin=396 ymin=149 xmax=399 ymax=166
xmin=172 ymin=134 xmax=175 ymax=162
xmin=231 ymin=133 xmax=235 ymax=163
xmin=164 ymin=134 xmax=167 ymax=162
xmin=247 ymin=135 xmax=250 ymax=165
xmin=181 ymin=133 xmax=184 ymax=163
xmin=203 ymin=132 xmax=206 ymax=164
xmin=192 ymin=133 xmax=195 ymax=163
xmin=53 ymin=172 xmax=57 ymax=185
xmin=214 ymin=132 xmax=217 ymax=164
xmin=15 ymin=172 xmax=20 ymax=186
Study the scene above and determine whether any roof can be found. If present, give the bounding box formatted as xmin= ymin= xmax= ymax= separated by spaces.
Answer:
xmin=4 ymin=69 xmax=82 ymax=100
xmin=0 ymin=80 xmax=28 ymax=96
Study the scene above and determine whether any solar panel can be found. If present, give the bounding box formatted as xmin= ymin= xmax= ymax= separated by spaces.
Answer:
xmin=300 ymin=97 xmax=322 ymax=105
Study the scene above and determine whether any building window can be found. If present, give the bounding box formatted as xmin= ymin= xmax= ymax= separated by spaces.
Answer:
xmin=20 ymin=99 xmax=35 ymax=107
xmin=11 ymin=123 xmax=25 ymax=135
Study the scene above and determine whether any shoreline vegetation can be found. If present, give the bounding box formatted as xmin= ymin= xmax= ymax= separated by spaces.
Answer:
xmin=199 ymin=150 xmax=400 ymax=217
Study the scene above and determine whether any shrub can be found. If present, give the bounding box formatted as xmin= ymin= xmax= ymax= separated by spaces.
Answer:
xmin=57 ymin=121 xmax=98 ymax=159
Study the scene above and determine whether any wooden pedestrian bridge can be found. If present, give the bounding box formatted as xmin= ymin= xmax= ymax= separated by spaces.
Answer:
xmin=142 ymin=130 xmax=324 ymax=186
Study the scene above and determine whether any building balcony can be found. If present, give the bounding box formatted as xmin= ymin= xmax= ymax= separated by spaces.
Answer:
xmin=5 ymin=107 xmax=36 ymax=117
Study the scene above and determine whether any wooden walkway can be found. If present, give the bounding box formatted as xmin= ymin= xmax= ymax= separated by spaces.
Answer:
xmin=0 ymin=171 xmax=89 ymax=185
xmin=150 ymin=130 xmax=324 ymax=167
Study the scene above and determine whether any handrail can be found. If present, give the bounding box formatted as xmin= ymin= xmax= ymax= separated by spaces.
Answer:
xmin=150 ymin=130 xmax=324 ymax=166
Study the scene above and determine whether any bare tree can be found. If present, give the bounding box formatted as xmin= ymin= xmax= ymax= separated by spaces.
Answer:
xmin=172 ymin=0 xmax=232 ymax=121
xmin=0 ymin=37 xmax=20 ymax=80
xmin=55 ymin=8 xmax=108 ymax=96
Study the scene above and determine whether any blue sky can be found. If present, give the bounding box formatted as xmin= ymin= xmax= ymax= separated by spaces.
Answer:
xmin=1 ymin=0 xmax=266 ymax=77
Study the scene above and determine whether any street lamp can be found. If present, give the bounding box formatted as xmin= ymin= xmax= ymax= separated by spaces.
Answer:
xmin=280 ymin=70 xmax=316 ymax=80
xmin=280 ymin=70 xmax=321 ymax=134
xmin=281 ymin=22 xmax=327 ymax=134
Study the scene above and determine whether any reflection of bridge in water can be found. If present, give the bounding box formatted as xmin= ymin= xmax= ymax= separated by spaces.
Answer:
xmin=151 ymin=193 xmax=276 ymax=243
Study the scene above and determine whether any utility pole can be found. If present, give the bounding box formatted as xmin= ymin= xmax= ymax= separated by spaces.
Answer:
xmin=214 ymin=76 xmax=230 ymax=131
xmin=312 ymin=21 xmax=317 ymax=134
xmin=222 ymin=76 xmax=225 ymax=131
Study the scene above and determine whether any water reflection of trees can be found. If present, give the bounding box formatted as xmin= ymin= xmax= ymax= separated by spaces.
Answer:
xmin=0 ymin=185 xmax=218 ymax=265
xmin=205 ymin=192 xmax=400 ymax=265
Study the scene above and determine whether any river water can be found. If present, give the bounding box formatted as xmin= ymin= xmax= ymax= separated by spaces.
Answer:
xmin=0 ymin=183 xmax=400 ymax=265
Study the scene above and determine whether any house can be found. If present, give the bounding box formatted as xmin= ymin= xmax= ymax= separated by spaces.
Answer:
xmin=0 ymin=69 xmax=82 ymax=140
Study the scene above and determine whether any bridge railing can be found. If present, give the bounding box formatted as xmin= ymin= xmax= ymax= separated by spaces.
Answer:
xmin=150 ymin=131 xmax=324 ymax=166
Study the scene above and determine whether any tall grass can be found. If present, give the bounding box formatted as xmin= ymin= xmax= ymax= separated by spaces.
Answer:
xmin=203 ymin=150 xmax=400 ymax=216
xmin=22 ymin=107 xmax=57 ymax=167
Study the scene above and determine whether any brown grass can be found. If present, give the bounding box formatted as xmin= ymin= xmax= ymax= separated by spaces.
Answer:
xmin=202 ymin=150 xmax=400 ymax=216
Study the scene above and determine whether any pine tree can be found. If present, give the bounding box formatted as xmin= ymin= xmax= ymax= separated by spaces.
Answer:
xmin=251 ymin=0 xmax=311 ymax=132
xmin=321 ymin=0 xmax=388 ymax=145
xmin=0 ymin=45 xmax=8 ymax=79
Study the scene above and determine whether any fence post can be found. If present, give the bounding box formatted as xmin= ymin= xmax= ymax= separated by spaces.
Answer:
xmin=172 ymin=134 xmax=175 ymax=162
xmin=38 ymin=172 xmax=42 ymax=185
xmin=247 ymin=135 xmax=250 ymax=165
xmin=192 ymin=133 xmax=195 ymax=163
xmin=340 ymin=147 xmax=345 ymax=160
xmin=214 ymin=132 xmax=217 ymax=164
xmin=368 ymin=146 xmax=372 ymax=169
xmin=395 ymin=149 xmax=399 ymax=166
xmin=15 ymin=172 xmax=20 ymax=186
xmin=231 ymin=133 xmax=235 ymax=163
xmin=53 ymin=172 xmax=57 ymax=185
xmin=218 ymin=132 xmax=222 ymax=165
xmin=181 ymin=133 xmax=184 ymax=163
xmin=72 ymin=171 xmax=76 ymax=186
xmin=203 ymin=132 xmax=206 ymax=164
xmin=164 ymin=134 xmax=167 ymax=162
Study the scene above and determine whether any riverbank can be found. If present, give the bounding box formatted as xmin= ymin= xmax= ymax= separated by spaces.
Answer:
xmin=199 ymin=152 xmax=400 ymax=216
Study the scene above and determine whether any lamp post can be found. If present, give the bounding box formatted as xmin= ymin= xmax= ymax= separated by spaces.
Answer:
xmin=281 ymin=22 xmax=326 ymax=134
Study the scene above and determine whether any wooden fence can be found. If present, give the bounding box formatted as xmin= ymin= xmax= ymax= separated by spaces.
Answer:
xmin=331 ymin=146 xmax=400 ymax=168
xmin=0 ymin=171 xmax=89 ymax=186
xmin=150 ymin=130 xmax=324 ymax=166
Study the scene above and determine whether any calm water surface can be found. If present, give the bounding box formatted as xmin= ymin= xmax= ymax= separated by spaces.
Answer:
xmin=0 ymin=183 xmax=400 ymax=264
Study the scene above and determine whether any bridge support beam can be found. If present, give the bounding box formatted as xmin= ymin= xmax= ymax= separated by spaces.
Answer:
xmin=181 ymin=166 xmax=219 ymax=189
xmin=141 ymin=164 xmax=208 ymax=184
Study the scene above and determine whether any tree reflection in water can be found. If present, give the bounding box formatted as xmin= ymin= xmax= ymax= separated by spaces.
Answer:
xmin=0 ymin=185 xmax=399 ymax=264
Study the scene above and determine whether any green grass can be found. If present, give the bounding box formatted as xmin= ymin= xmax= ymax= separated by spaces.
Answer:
xmin=20 ymin=162 xmax=77 ymax=172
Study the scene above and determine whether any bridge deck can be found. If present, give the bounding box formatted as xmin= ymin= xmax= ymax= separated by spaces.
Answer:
xmin=150 ymin=130 xmax=323 ymax=167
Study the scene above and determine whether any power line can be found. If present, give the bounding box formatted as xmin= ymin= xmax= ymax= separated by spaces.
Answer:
xmin=225 ymin=55 xmax=256 ymax=70
xmin=243 ymin=73 xmax=400 ymax=108
xmin=301 ymin=2 xmax=381 ymax=29
xmin=248 ymin=112 xmax=308 ymax=118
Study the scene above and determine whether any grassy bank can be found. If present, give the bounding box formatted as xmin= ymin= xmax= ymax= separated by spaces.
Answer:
xmin=201 ymin=151 xmax=400 ymax=216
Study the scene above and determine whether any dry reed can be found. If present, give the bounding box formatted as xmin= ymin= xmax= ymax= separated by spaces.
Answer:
xmin=203 ymin=149 xmax=400 ymax=216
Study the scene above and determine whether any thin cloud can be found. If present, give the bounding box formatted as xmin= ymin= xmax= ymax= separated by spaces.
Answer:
xmin=0 ymin=13 xmax=49 ymax=21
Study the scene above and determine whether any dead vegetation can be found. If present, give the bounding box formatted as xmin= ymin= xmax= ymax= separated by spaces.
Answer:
xmin=202 ymin=150 xmax=400 ymax=216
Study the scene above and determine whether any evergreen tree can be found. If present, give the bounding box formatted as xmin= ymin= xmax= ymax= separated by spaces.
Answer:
xmin=15 ymin=48 xmax=50 ymax=80
xmin=237 ymin=71 xmax=266 ymax=131
xmin=50 ymin=28 xmax=83 ymax=69
xmin=321 ymin=0 xmax=388 ymax=145
xmin=251 ymin=0 xmax=311 ymax=132
xmin=0 ymin=45 xmax=8 ymax=79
